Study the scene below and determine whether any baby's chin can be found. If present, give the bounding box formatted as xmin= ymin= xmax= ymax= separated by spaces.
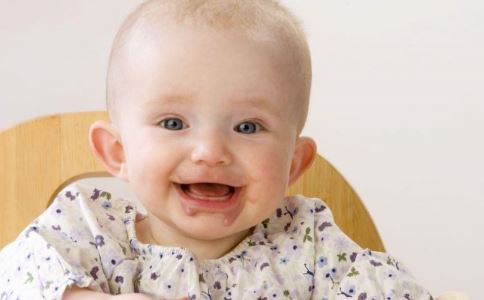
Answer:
xmin=174 ymin=211 xmax=251 ymax=239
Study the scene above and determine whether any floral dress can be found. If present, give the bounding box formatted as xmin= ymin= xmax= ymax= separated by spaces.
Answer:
xmin=0 ymin=183 xmax=433 ymax=300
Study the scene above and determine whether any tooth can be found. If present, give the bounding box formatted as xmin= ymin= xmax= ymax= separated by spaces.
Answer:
xmin=185 ymin=206 xmax=196 ymax=216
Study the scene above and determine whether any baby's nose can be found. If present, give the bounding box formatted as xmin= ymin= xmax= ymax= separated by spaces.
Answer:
xmin=190 ymin=134 xmax=232 ymax=166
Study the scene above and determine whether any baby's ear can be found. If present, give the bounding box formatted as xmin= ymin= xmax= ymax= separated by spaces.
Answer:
xmin=88 ymin=120 xmax=128 ymax=180
xmin=288 ymin=137 xmax=317 ymax=186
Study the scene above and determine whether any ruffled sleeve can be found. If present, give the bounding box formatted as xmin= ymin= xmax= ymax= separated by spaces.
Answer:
xmin=0 ymin=227 xmax=98 ymax=299
xmin=309 ymin=198 xmax=432 ymax=300
xmin=335 ymin=250 xmax=432 ymax=300
xmin=0 ymin=183 xmax=135 ymax=299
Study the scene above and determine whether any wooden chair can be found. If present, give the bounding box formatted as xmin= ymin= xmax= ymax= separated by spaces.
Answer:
xmin=0 ymin=111 xmax=385 ymax=251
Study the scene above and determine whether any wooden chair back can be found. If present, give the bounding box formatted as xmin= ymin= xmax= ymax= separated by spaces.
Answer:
xmin=0 ymin=112 xmax=385 ymax=251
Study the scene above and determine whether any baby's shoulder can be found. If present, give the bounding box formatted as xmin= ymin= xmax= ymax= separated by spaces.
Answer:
xmin=0 ymin=183 xmax=138 ymax=297
xmin=269 ymin=194 xmax=334 ymax=228
xmin=47 ymin=182 xmax=137 ymax=235
xmin=284 ymin=194 xmax=333 ymax=217
xmin=51 ymin=182 xmax=136 ymax=218
xmin=12 ymin=182 xmax=139 ymax=250
xmin=261 ymin=194 xmax=338 ymax=243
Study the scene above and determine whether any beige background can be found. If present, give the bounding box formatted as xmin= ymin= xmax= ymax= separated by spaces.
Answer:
xmin=1 ymin=0 xmax=483 ymax=298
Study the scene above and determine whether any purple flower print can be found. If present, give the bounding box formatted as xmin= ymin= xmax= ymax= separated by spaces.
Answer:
xmin=358 ymin=293 xmax=368 ymax=300
xmin=318 ymin=221 xmax=332 ymax=232
xmin=370 ymin=259 xmax=383 ymax=267
xmin=25 ymin=226 xmax=38 ymax=238
xmin=102 ymin=201 xmax=112 ymax=209
xmin=150 ymin=272 xmax=159 ymax=280
xmin=325 ymin=267 xmax=337 ymax=279
xmin=339 ymin=284 xmax=356 ymax=298
xmin=65 ymin=190 xmax=76 ymax=200
xmin=279 ymin=257 xmax=289 ymax=265
xmin=259 ymin=262 xmax=270 ymax=271
xmin=115 ymin=276 xmax=124 ymax=284
xmin=125 ymin=205 xmax=134 ymax=213
xmin=90 ymin=235 xmax=105 ymax=247
xmin=90 ymin=266 xmax=100 ymax=280
xmin=95 ymin=235 xmax=105 ymax=246
xmin=384 ymin=269 xmax=396 ymax=280
xmin=317 ymin=256 xmax=328 ymax=268
xmin=91 ymin=189 xmax=101 ymax=201
xmin=315 ymin=204 xmax=326 ymax=213
xmin=164 ymin=280 xmax=174 ymax=291
xmin=283 ymin=203 xmax=298 ymax=219
xmin=350 ymin=252 xmax=358 ymax=263
xmin=283 ymin=242 xmax=302 ymax=260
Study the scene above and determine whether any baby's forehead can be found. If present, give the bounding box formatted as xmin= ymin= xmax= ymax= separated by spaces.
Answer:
xmin=112 ymin=29 xmax=304 ymax=131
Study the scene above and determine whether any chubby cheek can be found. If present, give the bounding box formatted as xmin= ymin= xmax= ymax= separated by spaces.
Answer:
xmin=245 ymin=146 xmax=292 ymax=204
xmin=123 ymin=133 xmax=174 ymax=192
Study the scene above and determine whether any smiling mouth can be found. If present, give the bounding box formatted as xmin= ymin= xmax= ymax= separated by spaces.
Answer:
xmin=173 ymin=181 xmax=244 ymax=223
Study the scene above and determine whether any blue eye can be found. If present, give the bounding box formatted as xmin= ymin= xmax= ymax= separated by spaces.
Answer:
xmin=234 ymin=121 xmax=261 ymax=134
xmin=159 ymin=118 xmax=186 ymax=130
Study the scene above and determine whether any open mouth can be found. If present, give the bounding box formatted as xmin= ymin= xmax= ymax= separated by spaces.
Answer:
xmin=175 ymin=182 xmax=237 ymax=202
xmin=173 ymin=181 xmax=244 ymax=219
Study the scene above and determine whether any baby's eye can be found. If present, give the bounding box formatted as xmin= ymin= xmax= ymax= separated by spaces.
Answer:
xmin=234 ymin=121 xmax=262 ymax=134
xmin=159 ymin=117 xmax=186 ymax=130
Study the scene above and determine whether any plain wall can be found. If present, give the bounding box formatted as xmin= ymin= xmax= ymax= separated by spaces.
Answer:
xmin=1 ymin=0 xmax=483 ymax=298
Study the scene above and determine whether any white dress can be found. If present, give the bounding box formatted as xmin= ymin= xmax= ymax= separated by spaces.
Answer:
xmin=0 ymin=183 xmax=432 ymax=300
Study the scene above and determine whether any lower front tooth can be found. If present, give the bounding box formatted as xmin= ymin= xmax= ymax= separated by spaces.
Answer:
xmin=185 ymin=206 xmax=196 ymax=215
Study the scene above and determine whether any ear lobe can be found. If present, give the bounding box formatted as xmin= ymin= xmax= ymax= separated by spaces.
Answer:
xmin=288 ymin=137 xmax=317 ymax=186
xmin=88 ymin=120 xmax=128 ymax=180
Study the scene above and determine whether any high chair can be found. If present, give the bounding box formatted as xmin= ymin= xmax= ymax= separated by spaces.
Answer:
xmin=0 ymin=112 xmax=468 ymax=300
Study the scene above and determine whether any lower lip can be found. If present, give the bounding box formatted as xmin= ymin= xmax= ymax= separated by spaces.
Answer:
xmin=174 ymin=183 xmax=242 ymax=212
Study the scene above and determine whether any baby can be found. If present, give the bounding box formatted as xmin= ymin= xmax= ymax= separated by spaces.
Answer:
xmin=0 ymin=0 xmax=432 ymax=299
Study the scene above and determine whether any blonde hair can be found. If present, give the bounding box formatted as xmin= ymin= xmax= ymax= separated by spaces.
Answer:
xmin=106 ymin=0 xmax=311 ymax=133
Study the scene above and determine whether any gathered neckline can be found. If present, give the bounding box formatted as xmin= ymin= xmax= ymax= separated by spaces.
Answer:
xmin=124 ymin=202 xmax=265 ymax=266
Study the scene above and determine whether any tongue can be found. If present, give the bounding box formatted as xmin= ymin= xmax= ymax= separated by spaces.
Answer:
xmin=186 ymin=183 xmax=231 ymax=198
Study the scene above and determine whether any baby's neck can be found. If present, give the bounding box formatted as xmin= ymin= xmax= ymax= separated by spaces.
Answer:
xmin=135 ymin=216 xmax=251 ymax=260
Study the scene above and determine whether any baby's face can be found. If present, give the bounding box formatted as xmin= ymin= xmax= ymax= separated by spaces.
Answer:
xmin=113 ymin=25 xmax=307 ymax=242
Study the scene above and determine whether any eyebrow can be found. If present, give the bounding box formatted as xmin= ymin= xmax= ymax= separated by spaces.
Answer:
xmin=144 ymin=93 xmax=280 ymax=115
xmin=232 ymin=97 xmax=279 ymax=114
xmin=143 ymin=94 xmax=193 ymax=106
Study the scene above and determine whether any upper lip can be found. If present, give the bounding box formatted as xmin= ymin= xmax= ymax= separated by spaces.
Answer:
xmin=172 ymin=169 xmax=246 ymax=187
xmin=172 ymin=176 xmax=245 ymax=188
xmin=172 ymin=180 xmax=243 ymax=188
